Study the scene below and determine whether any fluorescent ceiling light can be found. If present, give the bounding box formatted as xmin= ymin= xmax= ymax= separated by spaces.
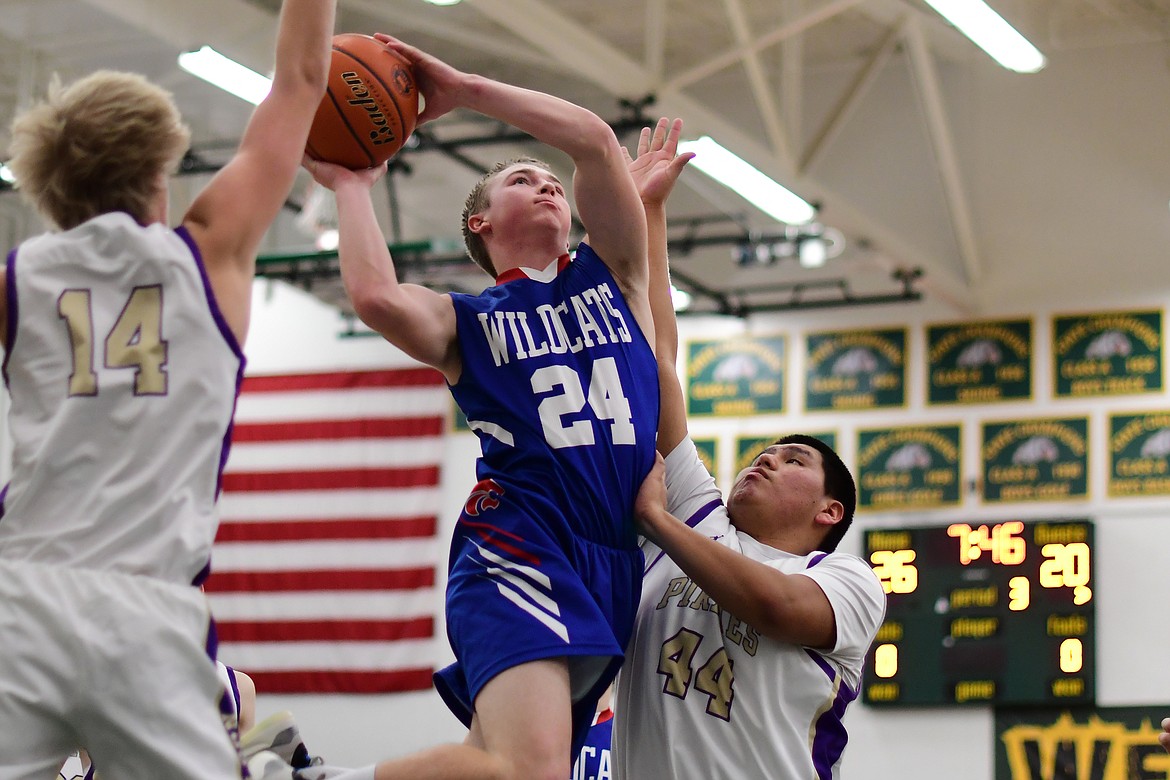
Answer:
xmin=423 ymin=0 xmax=462 ymax=4
xmin=178 ymin=46 xmax=272 ymax=105
xmin=0 ymin=164 xmax=14 ymax=184
xmin=677 ymin=136 xmax=815 ymax=226
xmin=922 ymin=0 xmax=1046 ymax=74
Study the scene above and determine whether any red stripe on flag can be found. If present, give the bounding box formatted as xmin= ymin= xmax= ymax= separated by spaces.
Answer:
xmin=231 ymin=417 xmax=443 ymax=442
xmin=248 ymin=668 xmax=435 ymax=694
xmin=222 ymin=466 xmax=438 ymax=492
xmin=216 ymin=517 xmax=437 ymax=542
xmin=204 ymin=568 xmax=435 ymax=592
xmin=242 ymin=368 xmax=443 ymax=393
xmin=217 ymin=618 xmax=434 ymax=643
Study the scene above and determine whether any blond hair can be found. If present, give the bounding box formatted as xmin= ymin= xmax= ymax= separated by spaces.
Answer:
xmin=461 ymin=157 xmax=552 ymax=277
xmin=7 ymin=71 xmax=191 ymax=229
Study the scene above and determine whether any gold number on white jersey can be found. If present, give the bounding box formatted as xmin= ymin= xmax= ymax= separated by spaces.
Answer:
xmin=658 ymin=628 xmax=735 ymax=721
xmin=58 ymin=285 xmax=168 ymax=396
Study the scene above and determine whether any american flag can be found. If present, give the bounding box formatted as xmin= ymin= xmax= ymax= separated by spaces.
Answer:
xmin=204 ymin=367 xmax=448 ymax=694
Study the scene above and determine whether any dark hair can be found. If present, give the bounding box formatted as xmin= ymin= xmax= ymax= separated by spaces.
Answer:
xmin=775 ymin=434 xmax=856 ymax=552
xmin=461 ymin=156 xmax=553 ymax=277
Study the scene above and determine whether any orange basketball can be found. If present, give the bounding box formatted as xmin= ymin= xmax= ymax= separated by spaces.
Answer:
xmin=306 ymin=33 xmax=419 ymax=169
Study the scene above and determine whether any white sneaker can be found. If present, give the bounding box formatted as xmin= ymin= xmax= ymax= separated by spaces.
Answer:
xmin=246 ymin=750 xmax=296 ymax=780
xmin=241 ymin=711 xmax=312 ymax=768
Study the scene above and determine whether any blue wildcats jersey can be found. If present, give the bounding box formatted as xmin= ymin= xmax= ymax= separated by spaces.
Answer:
xmin=448 ymin=243 xmax=658 ymax=549
xmin=572 ymin=710 xmax=613 ymax=780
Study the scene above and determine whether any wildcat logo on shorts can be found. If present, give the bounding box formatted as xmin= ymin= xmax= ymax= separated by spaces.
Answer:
xmin=465 ymin=479 xmax=505 ymax=516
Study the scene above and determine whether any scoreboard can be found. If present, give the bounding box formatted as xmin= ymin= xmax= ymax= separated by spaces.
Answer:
xmin=862 ymin=519 xmax=1094 ymax=707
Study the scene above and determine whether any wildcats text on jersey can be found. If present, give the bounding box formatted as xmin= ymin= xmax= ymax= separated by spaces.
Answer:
xmin=477 ymin=282 xmax=632 ymax=366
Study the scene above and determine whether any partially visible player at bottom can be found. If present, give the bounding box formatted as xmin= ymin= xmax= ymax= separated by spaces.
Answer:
xmin=0 ymin=0 xmax=336 ymax=777
xmin=61 ymin=661 xmax=259 ymax=779
xmin=571 ymin=686 xmax=614 ymax=780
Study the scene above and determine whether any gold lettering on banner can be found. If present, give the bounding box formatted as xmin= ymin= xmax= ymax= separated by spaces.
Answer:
xmin=1001 ymin=712 xmax=1170 ymax=779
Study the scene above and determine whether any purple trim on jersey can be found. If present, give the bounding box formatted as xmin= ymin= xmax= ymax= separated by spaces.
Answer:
xmin=205 ymin=617 xmax=220 ymax=662
xmin=192 ymin=560 xmax=212 ymax=587
xmin=175 ymin=226 xmax=245 ymax=363
xmin=643 ymin=498 xmax=724 ymax=577
xmin=807 ymin=551 xmax=829 ymax=568
xmin=175 ymin=225 xmax=248 ymax=586
xmin=804 ymin=647 xmax=859 ymax=779
xmin=225 ymin=664 xmax=242 ymax=716
xmin=84 ymin=765 xmax=96 ymax=780
xmin=3 ymin=247 xmax=18 ymax=387
xmin=0 ymin=483 xmax=6 ymax=521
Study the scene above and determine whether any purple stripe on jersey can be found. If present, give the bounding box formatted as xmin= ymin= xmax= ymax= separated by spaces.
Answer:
xmin=192 ymin=560 xmax=212 ymax=587
xmin=3 ymin=247 xmax=18 ymax=387
xmin=175 ymin=226 xmax=245 ymax=363
xmin=804 ymin=647 xmax=859 ymax=779
xmin=643 ymin=498 xmax=724 ymax=576
xmin=173 ymin=225 xmax=248 ymax=523
xmin=0 ymin=483 xmax=7 ymax=521
xmin=807 ymin=551 xmax=829 ymax=568
xmin=206 ymin=616 xmax=220 ymax=661
xmin=226 ymin=665 xmax=242 ymax=716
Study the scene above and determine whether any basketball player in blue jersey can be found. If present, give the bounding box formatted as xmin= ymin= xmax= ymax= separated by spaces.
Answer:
xmin=613 ymin=119 xmax=887 ymax=780
xmin=0 ymin=1 xmax=336 ymax=778
xmin=570 ymin=685 xmax=614 ymax=780
xmin=297 ymin=33 xmax=667 ymax=780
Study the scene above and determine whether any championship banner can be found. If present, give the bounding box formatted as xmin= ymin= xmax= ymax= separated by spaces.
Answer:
xmin=1052 ymin=309 xmax=1163 ymax=398
xmin=207 ymin=368 xmax=448 ymax=694
xmin=1108 ymin=411 xmax=1170 ymax=497
xmin=685 ymin=335 xmax=785 ymax=416
xmin=855 ymin=424 xmax=962 ymax=510
xmin=981 ymin=417 xmax=1089 ymax=503
xmin=692 ymin=437 xmax=719 ymax=482
xmin=996 ymin=707 xmax=1170 ymax=779
xmin=805 ymin=327 xmax=906 ymax=411
xmin=927 ymin=318 xmax=1033 ymax=405
xmin=734 ymin=432 xmax=838 ymax=475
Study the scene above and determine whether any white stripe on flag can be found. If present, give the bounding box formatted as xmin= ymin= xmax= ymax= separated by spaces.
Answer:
xmin=213 ymin=539 xmax=441 ymax=571
xmin=220 ymin=639 xmax=437 ymax=671
xmin=218 ymin=487 xmax=441 ymax=520
xmin=208 ymin=590 xmax=440 ymax=621
xmin=234 ymin=387 xmax=448 ymax=422
xmin=226 ymin=438 xmax=445 ymax=471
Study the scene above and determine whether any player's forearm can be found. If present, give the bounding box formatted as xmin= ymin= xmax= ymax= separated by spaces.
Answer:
xmin=458 ymin=74 xmax=615 ymax=163
xmin=270 ymin=0 xmax=335 ymax=96
xmin=641 ymin=505 xmax=831 ymax=645
xmin=645 ymin=203 xmax=677 ymax=364
xmin=333 ymin=182 xmax=401 ymax=325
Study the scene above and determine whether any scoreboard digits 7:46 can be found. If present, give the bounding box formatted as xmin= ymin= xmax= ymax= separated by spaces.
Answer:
xmin=862 ymin=519 xmax=1094 ymax=707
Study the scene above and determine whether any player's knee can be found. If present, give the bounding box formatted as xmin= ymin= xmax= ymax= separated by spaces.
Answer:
xmin=493 ymin=748 xmax=569 ymax=780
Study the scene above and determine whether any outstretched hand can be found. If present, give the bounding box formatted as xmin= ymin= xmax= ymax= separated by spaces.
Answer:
xmin=623 ymin=117 xmax=694 ymax=209
xmin=373 ymin=33 xmax=466 ymax=124
xmin=633 ymin=453 xmax=669 ymax=545
xmin=301 ymin=155 xmax=388 ymax=192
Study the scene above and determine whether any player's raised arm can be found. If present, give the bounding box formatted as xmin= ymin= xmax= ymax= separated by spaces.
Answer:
xmin=625 ymin=118 xmax=693 ymax=454
xmin=182 ymin=0 xmax=336 ymax=344
xmin=375 ymin=35 xmax=651 ymax=331
xmin=304 ymin=158 xmax=459 ymax=380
